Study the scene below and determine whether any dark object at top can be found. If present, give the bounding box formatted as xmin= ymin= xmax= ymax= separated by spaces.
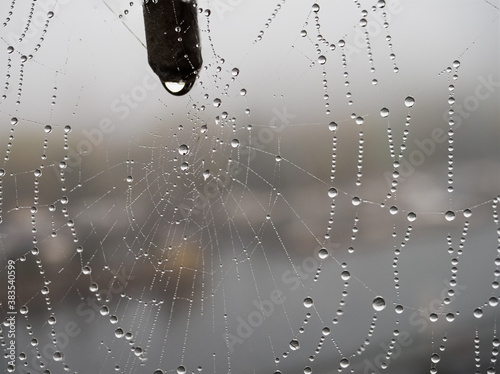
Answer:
xmin=143 ymin=0 xmax=203 ymax=96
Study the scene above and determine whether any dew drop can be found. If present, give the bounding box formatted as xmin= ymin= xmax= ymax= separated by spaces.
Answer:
xmin=11 ymin=117 xmax=18 ymax=126
xmin=372 ymin=296 xmax=386 ymax=311
xmin=213 ymin=98 xmax=221 ymax=107
xmin=380 ymin=108 xmax=390 ymax=117
xmin=289 ymin=339 xmax=300 ymax=350
xmin=231 ymin=139 xmax=240 ymax=148
xmin=341 ymin=271 xmax=351 ymax=280
xmin=328 ymin=187 xmax=338 ymax=198
xmin=340 ymin=358 xmax=350 ymax=368
xmin=231 ymin=68 xmax=240 ymax=76
xmin=318 ymin=55 xmax=326 ymax=65
xmin=178 ymin=144 xmax=189 ymax=155
xmin=177 ymin=365 xmax=186 ymax=374
xmin=318 ymin=248 xmax=328 ymax=260
xmin=430 ymin=353 xmax=440 ymax=363
xmin=444 ymin=210 xmax=455 ymax=221
xmin=404 ymin=96 xmax=415 ymax=108
xmin=303 ymin=297 xmax=313 ymax=308
xmin=473 ymin=308 xmax=483 ymax=318
xmin=100 ymin=306 xmax=110 ymax=316
xmin=115 ymin=328 xmax=124 ymax=338
xmin=407 ymin=212 xmax=417 ymax=222
xmin=53 ymin=351 xmax=64 ymax=362
xmin=328 ymin=122 xmax=338 ymax=131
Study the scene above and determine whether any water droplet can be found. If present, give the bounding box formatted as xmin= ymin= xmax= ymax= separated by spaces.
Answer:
xmin=444 ymin=210 xmax=455 ymax=221
xmin=341 ymin=271 xmax=351 ymax=280
xmin=430 ymin=353 xmax=440 ymax=363
xmin=328 ymin=187 xmax=338 ymax=198
xmin=372 ymin=296 xmax=386 ymax=311
xmin=453 ymin=60 xmax=460 ymax=68
xmin=100 ymin=306 xmax=110 ymax=316
xmin=180 ymin=162 xmax=189 ymax=171
xmin=48 ymin=315 xmax=56 ymax=325
xmin=407 ymin=212 xmax=417 ymax=222
xmin=380 ymin=108 xmax=390 ymax=117
xmin=289 ymin=339 xmax=300 ymax=350
xmin=473 ymin=308 xmax=483 ymax=318
xmin=300 ymin=30 xmax=307 ymax=37
xmin=429 ymin=313 xmax=438 ymax=322
xmin=115 ymin=328 xmax=124 ymax=338
xmin=44 ymin=125 xmax=52 ymax=133
xmin=82 ymin=266 xmax=92 ymax=275
xmin=404 ymin=96 xmax=415 ymax=108
xmin=352 ymin=196 xmax=361 ymax=206
xmin=355 ymin=116 xmax=364 ymax=125
xmin=312 ymin=3 xmax=320 ymax=12
xmin=340 ymin=358 xmax=350 ymax=368
xmin=177 ymin=365 xmax=186 ymax=374
xmin=231 ymin=139 xmax=240 ymax=148
xmin=178 ymin=144 xmax=189 ymax=155
xmin=213 ymin=98 xmax=221 ymax=107
xmin=11 ymin=117 xmax=18 ymax=125
xmin=90 ymin=283 xmax=99 ymax=292
xmin=377 ymin=0 xmax=386 ymax=8
xmin=318 ymin=55 xmax=326 ymax=65
xmin=463 ymin=209 xmax=472 ymax=218
xmin=328 ymin=122 xmax=338 ymax=131
xmin=318 ymin=248 xmax=328 ymax=259
xmin=53 ymin=351 xmax=64 ymax=362
xmin=231 ymin=68 xmax=240 ymax=76
xmin=395 ymin=304 xmax=404 ymax=314
xmin=47 ymin=11 xmax=54 ymax=18
xmin=322 ymin=327 xmax=331 ymax=336
xmin=7 ymin=46 xmax=14 ymax=54
xmin=303 ymin=297 xmax=313 ymax=308
xmin=389 ymin=206 xmax=398 ymax=215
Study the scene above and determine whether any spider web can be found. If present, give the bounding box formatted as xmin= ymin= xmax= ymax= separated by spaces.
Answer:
xmin=0 ymin=0 xmax=499 ymax=373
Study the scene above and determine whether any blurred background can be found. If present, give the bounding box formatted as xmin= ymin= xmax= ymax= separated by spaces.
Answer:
xmin=0 ymin=0 xmax=499 ymax=373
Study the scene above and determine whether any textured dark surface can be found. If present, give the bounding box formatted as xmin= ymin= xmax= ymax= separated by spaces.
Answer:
xmin=143 ymin=0 xmax=202 ymax=94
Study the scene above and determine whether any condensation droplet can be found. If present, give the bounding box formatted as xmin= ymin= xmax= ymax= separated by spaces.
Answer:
xmin=473 ymin=308 xmax=483 ymax=318
xmin=445 ymin=210 xmax=455 ymax=221
xmin=407 ymin=212 xmax=417 ymax=222
xmin=380 ymin=108 xmax=390 ymax=117
xmin=289 ymin=339 xmax=300 ymax=350
xmin=328 ymin=122 xmax=338 ymax=131
xmin=231 ymin=139 xmax=240 ymax=148
xmin=303 ymin=297 xmax=313 ymax=308
xmin=178 ymin=144 xmax=189 ymax=155
xmin=53 ymin=351 xmax=64 ymax=362
xmin=318 ymin=248 xmax=328 ymax=260
xmin=372 ymin=296 xmax=386 ymax=311
xmin=318 ymin=55 xmax=326 ymax=65
xmin=340 ymin=358 xmax=350 ymax=368
xmin=341 ymin=271 xmax=351 ymax=280
xmin=328 ymin=187 xmax=338 ymax=198
xmin=115 ymin=328 xmax=124 ymax=338
xmin=430 ymin=353 xmax=441 ymax=363
xmin=404 ymin=96 xmax=415 ymax=108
